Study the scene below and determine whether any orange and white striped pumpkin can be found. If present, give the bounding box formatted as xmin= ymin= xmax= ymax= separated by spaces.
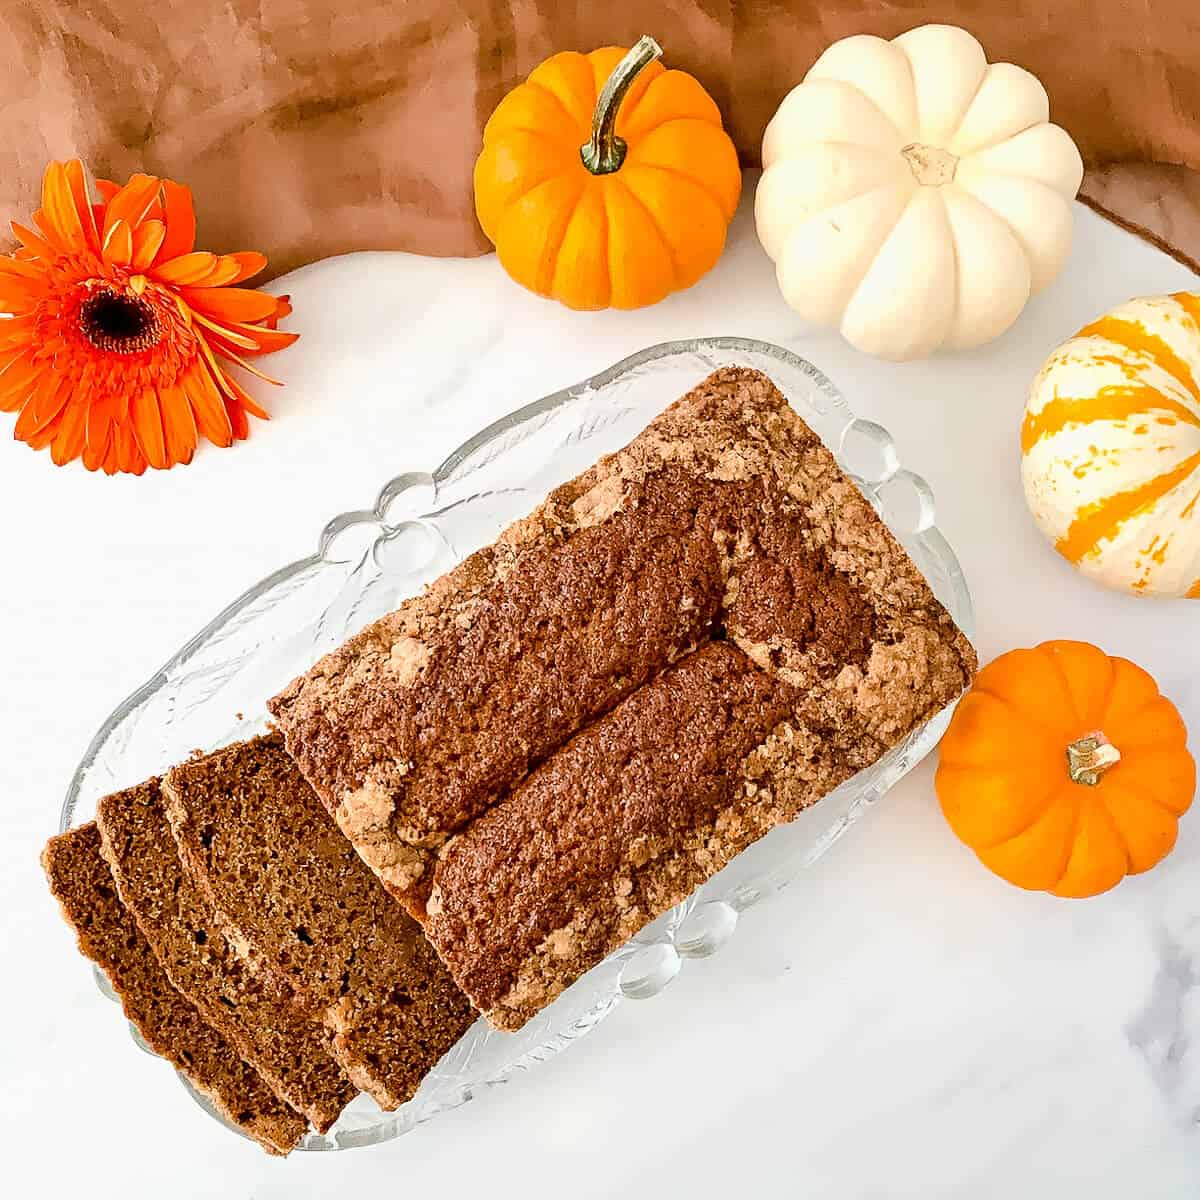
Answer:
xmin=1022 ymin=293 xmax=1200 ymax=598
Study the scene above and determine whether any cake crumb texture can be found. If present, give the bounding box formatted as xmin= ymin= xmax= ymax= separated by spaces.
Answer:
xmin=160 ymin=735 xmax=476 ymax=1111
xmin=96 ymin=779 xmax=356 ymax=1132
xmin=42 ymin=824 xmax=307 ymax=1155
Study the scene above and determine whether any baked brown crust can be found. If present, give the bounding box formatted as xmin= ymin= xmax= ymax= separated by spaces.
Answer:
xmin=160 ymin=735 xmax=476 ymax=1111
xmin=42 ymin=824 xmax=307 ymax=1155
xmin=96 ymin=779 xmax=356 ymax=1132
xmin=271 ymin=368 xmax=975 ymax=917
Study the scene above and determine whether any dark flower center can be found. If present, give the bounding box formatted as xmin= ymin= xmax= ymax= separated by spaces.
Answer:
xmin=78 ymin=289 xmax=162 ymax=354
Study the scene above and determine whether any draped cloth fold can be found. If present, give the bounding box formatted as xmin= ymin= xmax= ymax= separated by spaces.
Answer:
xmin=2 ymin=1 xmax=1197 ymax=277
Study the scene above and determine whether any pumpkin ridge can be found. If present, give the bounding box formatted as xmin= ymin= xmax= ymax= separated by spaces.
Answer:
xmin=1188 ymin=576 xmax=1200 ymax=598
xmin=940 ymin=60 xmax=993 ymax=157
xmin=618 ymin=157 xmax=735 ymax=222
xmin=939 ymin=187 xmax=961 ymax=342
xmin=521 ymin=77 xmax=591 ymax=140
xmin=1078 ymin=316 xmax=1200 ymax=402
xmin=1089 ymin=790 xmax=1136 ymax=876
xmin=955 ymin=117 xmax=1045 ymax=164
xmin=1038 ymin=644 xmax=1086 ymax=727
xmin=1020 ymin=385 xmax=1200 ymax=453
xmin=968 ymin=771 xmax=1068 ymax=850
xmin=981 ymin=787 xmax=1079 ymax=889
xmin=1057 ymin=449 xmax=1200 ymax=564
xmin=607 ymin=181 xmax=679 ymax=292
xmin=540 ymin=183 xmax=587 ymax=297
xmin=808 ymin=78 xmax=898 ymax=136
xmin=1108 ymin=774 xmax=1188 ymax=823
xmin=964 ymin=683 xmax=1064 ymax=749
xmin=1051 ymin=785 xmax=1085 ymax=888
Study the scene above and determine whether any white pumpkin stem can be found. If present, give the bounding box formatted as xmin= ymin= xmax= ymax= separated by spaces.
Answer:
xmin=581 ymin=35 xmax=663 ymax=175
xmin=900 ymin=143 xmax=958 ymax=187
xmin=1066 ymin=730 xmax=1122 ymax=786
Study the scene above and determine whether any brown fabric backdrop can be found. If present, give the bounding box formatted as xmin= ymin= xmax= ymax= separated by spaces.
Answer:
xmin=2 ymin=1 xmax=1199 ymax=277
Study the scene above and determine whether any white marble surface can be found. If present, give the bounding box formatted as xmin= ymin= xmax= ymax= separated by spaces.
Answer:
xmin=5 ymin=179 xmax=1199 ymax=1197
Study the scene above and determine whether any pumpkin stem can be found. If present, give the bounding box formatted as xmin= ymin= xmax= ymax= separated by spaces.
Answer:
xmin=1066 ymin=730 xmax=1122 ymax=786
xmin=580 ymin=35 xmax=663 ymax=175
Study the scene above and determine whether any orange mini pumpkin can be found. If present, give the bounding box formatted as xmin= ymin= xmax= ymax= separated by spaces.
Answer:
xmin=474 ymin=36 xmax=741 ymax=310
xmin=936 ymin=640 xmax=1194 ymax=897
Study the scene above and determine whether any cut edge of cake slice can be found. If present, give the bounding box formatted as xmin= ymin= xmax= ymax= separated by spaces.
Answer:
xmin=159 ymin=735 xmax=477 ymax=1112
xmin=42 ymin=823 xmax=307 ymax=1156
xmin=95 ymin=779 xmax=357 ymax=1133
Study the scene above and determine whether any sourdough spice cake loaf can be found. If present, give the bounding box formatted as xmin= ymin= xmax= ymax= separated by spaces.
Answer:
xmin=96 ymin=779 xmax=356 ymax=1132
xmin=271 ymin=367 xmax=976 ymax=1029
xmin=161 ymin=735 xmax=476 ymax=1110
xmin=42 ymin=825 xmax=307 ymax=1154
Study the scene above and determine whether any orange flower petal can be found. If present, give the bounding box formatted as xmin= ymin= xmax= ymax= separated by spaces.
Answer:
xmin=85 ymin=381 xmax=118 ymax=449
xmin=180 ymin=285 xmax=283 ymax=324
xmin=159 ymin=382 xmax=197 ymax=465
xmin=50 ymin=395 xmax=88 ymax=466
xmin=94 ymin=179 xmax=120 ymax=202
xmin=181 ymin=364 xmax=233 ymax=447
xmin=81 ymin=417 xmax=112 ymax=472
xmin=0 ymin=317 xmax=37 ymax=351
xmin=225 ymin=251 xmax=268 ymax=284
xmin=173 ymin=254 xmax=246 ymax=289
xmin=102 ymin=219 xmax=134 ymax=267
xmin=206 ymin=323 xmax=300 ymax=358
xmin=37 ymin=160 xmax=88 ymax=254
xmin=190 ymin=311 xmax=261 ymax=351
xmin=64 ymin=159 xmax=101 ymax=253
xmin=114 ymin=420 xmax=147 ymax=475
xmin=22 ymin=372 xmax=70 ymax=435
xmin=0 ymin=257 xmax=47 ymax=311
xmin=157 ymin=180 xmax=196 ymax=262
xmin=100 ymin=435 xmax=121 ymax=475
xmin=221 ymin=367 xmax=271 ymax=421
xmin=154 ymin=251 xmax=218 ymax=285
xmin=130 ymin=387 xmax=168 ymax=469
xmin=0 ymin=341 xmax=31 ymax=370
xmin=101 ymin=174 xmax=162 ymax=240
xmin=0 ymin=351 xmax=42 ymax=403
xmin=11 ymin=220 xmax=57 ymax=259
xmin=131 ymin=219 xmax=166 ymax=270
xmin=210 ymin=340 xmax=284 ymax=387
xmin=25 ymin=411 xmax=62 ymax=451
xmin=226 ymin=395 xmax=249 ymax=441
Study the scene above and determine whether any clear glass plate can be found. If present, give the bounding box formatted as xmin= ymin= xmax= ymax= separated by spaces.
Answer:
xmin=61 ymin=337 xmax=974 ymax=1151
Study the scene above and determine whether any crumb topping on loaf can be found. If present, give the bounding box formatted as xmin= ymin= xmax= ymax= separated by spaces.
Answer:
xmin=271 ymin=368 xmax=974 ymax=935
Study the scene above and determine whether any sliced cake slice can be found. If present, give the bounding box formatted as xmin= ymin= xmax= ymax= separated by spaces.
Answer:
xmin=161 ymin=735 xmax=476 ymax=1110
xmin=96 ymin=779 xmax=356 ymax=1132
xmin=42 ymin=823 xmax=307 ymax=1155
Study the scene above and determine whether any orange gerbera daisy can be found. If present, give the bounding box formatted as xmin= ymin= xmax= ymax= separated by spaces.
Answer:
xmin=0 ymin=159 xmax=297 ymax=474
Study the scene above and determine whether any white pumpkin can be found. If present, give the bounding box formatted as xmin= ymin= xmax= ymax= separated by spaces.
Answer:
xmin=1022 ymin=293 xmax=1200 ymax=599
xmin=756 ymin=24 xmax=1084 ymax=360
